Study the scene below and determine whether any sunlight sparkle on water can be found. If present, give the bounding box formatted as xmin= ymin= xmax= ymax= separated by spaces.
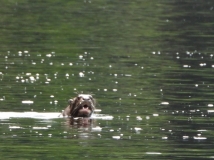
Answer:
xmin=113 ymin=89 xmax=117 ymax=92
xmin=33 ymin=127 xmax=49 ymax=130
xmin=183 ymin=65 xmax=190 ymax=68
xmin=79 ymin=55 xmax=83 ymax=59
xmin=146 ymin=152 xmax=162 ymax=155
xmin=94 ymin=109 xmax=102 ymax=112
xmin=79 ymin=72 xmax=84 ymax=77
xmin=160 ymin=102 xmax=169 ymax=105
xmin=134 ymin=127 xmax=142 ymax=131
xmin=22 ymin=100 xmax=34 ymax=104
xmin=9 ymin=126 xmax=22 ymax=129
xmin=92 ymin=126 xmax=102 ymax=132
xmin=208 ymin=104 xmax=213 ymax=107
xmin=197 ymin=130 xmax=207 ymax=132
xmin=193 ymin=136 xmax=207 ymax=140
xmin=0 ymin=96 xmax=5 ymax=101
xmin=29 ymin=76 xmax=35 ymax=82
xmin=112 ymin=136 xmax=120 ymax=140
xmin=46 ymin=54 xmax=52 ymax=57
xmin=136 ymin=116 xmax=142 ymax=120
xmin=199 ymin=63 xmax=206 ymax=67
xmin=208 ymin=110 xmax=214 ymax=113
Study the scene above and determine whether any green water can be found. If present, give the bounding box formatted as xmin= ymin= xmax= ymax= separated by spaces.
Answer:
xmin=1 ymin=0 xmax=214 ymax=159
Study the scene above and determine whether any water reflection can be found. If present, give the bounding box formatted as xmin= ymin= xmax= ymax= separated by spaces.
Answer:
xmin=2 ymin=49 xmax=214 ymax=158
xmin=64 ymin=117 xmax=94 ymax=128
xmin=1 ymin=0 xmax=214 ymax=159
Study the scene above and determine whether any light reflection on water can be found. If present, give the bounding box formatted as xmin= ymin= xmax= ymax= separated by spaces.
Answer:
xmin=0 ymin=113 xmax=114 ymax=140
xmin=1 ymin=0 xmax=214 ymax=158
xmin=1 ymin=50 xmax=214 ymax=158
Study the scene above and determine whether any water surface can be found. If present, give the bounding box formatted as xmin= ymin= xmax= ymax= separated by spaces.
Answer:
xmin=1 ymin=0 xmax=214 ymax=159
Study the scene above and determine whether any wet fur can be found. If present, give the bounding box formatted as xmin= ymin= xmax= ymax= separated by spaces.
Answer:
xmin=62 ymin=94 xmax=96 ymax=117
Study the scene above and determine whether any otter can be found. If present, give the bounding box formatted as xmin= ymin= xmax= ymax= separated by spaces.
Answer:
xmin=62 ymin=94 xmax=96 ymax=117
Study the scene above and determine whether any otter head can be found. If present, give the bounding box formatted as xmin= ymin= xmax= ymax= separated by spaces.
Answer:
xmin=70 ymin=94 xmax=95 ymax=117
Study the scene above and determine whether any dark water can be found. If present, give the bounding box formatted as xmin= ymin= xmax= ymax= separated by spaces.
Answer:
xmin=1 ymin=0 xmax=214 ymax=159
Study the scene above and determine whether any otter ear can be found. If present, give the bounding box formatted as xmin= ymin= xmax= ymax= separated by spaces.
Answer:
xmin=68 ymin=99 xmax=73 ymax=105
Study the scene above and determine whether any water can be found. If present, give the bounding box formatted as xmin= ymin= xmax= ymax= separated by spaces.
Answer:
xmin=1 ymin=0 xmax=214 ymax=159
